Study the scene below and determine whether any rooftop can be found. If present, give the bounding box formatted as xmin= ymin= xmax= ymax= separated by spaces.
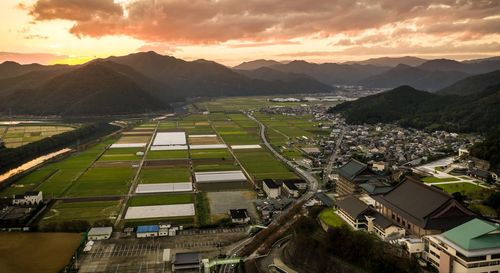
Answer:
xmin=338 ymin=159 xmax=370 ymax=180
xmin=263 ymin=179 xmax=279 ymax=189
xmin=136 ymin=225 xmax=160 ymax=233
xmin=229 ymin=209 xmax=249 ymax=219
xmin=337 ymin=195 xmax=370 ymax=219
xmin=174 ymin=252 xmax=201 ymax=265
xmin=442 ymin=218 xmax=500 ymax=251
xmin=88 ymin=226 xmax=113 ymax=236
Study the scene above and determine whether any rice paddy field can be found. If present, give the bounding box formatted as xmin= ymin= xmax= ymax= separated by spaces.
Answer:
xmin=1 ymin=96 xmax=324 ymax=229
xmin=39 ymin=200 xmax=123 ymax=227
xmin=0 ymin=124 xmax=76 ymax=148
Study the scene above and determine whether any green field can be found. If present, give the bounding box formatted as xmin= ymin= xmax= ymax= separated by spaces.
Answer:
xmin=319 ymin=209 xmax=345 ymax=227
xmin=0 ymin=124 xmax=75 ymax=148
xmin=422 ymin=176 xmax=460 ymax=183
xmin=65 ymin=167 xmax=135 ymax=197
xmin=40 ymin=200 xmax=122 ymax=225
xmin=234 ymin=149 xmax=297 ymax=180
xmin=99 ymin=147 xmax=144 ymax=161
xmin=190 ymin=149 xmax=233 ymax=159
xmin=435 ymin=182 xmax=489 ymax=199
xmin=139 ymin=168 xmax=191 ymax=183
xmin=129 ymin=193 xmax=194 ymax=206
xmin=1 ymin=139 xmax=115 ymax=197
xmin=146 ymin=150 xmax=189 ymax=160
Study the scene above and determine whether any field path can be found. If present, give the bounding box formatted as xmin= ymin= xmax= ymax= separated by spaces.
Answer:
xmin=114 ymin=122 xmax=160 ymax=227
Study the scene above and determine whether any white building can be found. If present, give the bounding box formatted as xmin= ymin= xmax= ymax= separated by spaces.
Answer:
xmin=12 ymin=191 xmax=43 ymax=206
xmin=424 ymin=218 xmax=500 ymax=273
xmin=263 ymin=180 xmax=280 ymax=199
xmin=229 ymin=209 xmax=251 ymax=224
xmin=87 ymin=227 xmax=113 ymax=240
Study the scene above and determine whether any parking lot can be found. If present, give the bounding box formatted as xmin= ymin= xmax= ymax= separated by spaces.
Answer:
xmin=78 ymin=227 xmax=248 ymax=273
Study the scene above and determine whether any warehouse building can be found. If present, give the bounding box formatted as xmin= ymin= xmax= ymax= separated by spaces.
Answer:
xmin=87 ymin=227 xmax=113 ymax=241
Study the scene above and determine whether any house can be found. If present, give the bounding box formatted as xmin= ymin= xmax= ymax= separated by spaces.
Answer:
xmin=263 ymin=179 xmax=280 ymax=198
xmin=12 ymin=191 xmax=43 ymax=206
xmin=172 ymin=252 xmax=201 ymax=272
xmin=373 ymin=177 xmax=476 ymax=237
xmin=87 ymin=227 xmax=113 ymax=240
xmin=282 ymin=181 xmax=299 ymax=198
xmin=396 ymin=237 xmax=425 ymax=257
xmin=424 ymin=218 xmax=500 ymax=273
xmin=136 ymin=225 xmax=159 ymax=238
xmin=229 ymin=209 xmax=250 ymax=224
xmin=336 ymin=159 xmax=379 ymax=198
xmin=372 ymin=161 xmax=387 ymax=172
xmin=314 ymin=192 xmax=334 ymax=207
xmin=159 ymin=224 xmax=171 ymax=236
xmin=468 ymin=169 xmax=495 ymax=182
xmin=336 ymin=196 xmax=405 ymax=240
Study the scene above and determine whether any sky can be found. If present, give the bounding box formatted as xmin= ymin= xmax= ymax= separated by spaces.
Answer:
xmin=1 ymin=0 xmax=500 ymax=66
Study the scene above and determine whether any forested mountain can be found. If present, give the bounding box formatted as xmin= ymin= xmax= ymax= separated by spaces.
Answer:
xmin=357 ymin=64 xmax=470 ymax=91
xmin=0 ymin=62 xmax=167 ymax=116
xmin=329 ymin=84 xmax=500 ymax=134
xmin=344 ymin=56 xmax=428 ymax=67
xmin=437 ymin=70 xmax=500 ymax=96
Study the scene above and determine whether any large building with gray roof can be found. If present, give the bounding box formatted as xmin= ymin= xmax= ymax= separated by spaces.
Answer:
xmin=372 ymin=177 xmax=476 ymax=236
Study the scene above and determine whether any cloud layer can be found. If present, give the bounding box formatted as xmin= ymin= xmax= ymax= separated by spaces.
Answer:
xmin=23 ymin=0 xmax=500 ymax=44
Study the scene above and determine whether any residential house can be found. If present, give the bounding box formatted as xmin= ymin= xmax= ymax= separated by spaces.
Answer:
xmin=229 ymin=209 xmax=251 ymax=224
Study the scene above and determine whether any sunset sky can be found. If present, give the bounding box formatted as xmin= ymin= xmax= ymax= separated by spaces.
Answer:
xmin=1 ymin=0 xmax=500 ymax=66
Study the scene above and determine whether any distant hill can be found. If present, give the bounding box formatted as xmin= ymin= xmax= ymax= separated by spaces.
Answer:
xmin=344 ymin=56 xmax=428 ymax=67
xmin=234 ymin=67 xmax=333 ymax=91
xmin=106 ymin=52 xmax=334 ymax=97
xmin=357 ymin=64 xmax=470 ymax=91
xmin=0 ymin=62 xmax=167 ymax=116
xmin=233 ymin=59 xmax=283 ymax=70
xmin=268 ymin=60 xmax=389 ymax=85
xmin=437 ymin=70 xmax=500 ymax=96
xmin=0 ymin=61 xmax=70 ymax=80
xmin=417 ymin=59 xmax=500 ymax=74
xmin=330 ymin=84 xmax=500 ymax=133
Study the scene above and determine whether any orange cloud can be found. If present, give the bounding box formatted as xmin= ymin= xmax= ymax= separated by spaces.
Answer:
xmin=23 ymin=0 xmax=499 ymax=43
xmin=0 ymin=52 xmax=67 ymax=64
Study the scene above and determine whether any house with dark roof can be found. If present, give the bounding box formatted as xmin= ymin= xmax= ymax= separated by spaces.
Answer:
xmin=336 ymin=159 xmax=383 ymax=198
xmin=282 ymin=181 xmax=299 ymax=198
xmin=372 ymin=177 xmax=476 ymax=237
xmin=172 ymin=252 xmax=201 ymax=272
xmin=314 ymin=192 xmax=334 ymax=207
xmin=229 ymin=209 xmax=250 ymax=224
xmin=425 ymin=218 xmax=500 ymax=273
xmin=336 ymin=195 xmax=405 ymax=240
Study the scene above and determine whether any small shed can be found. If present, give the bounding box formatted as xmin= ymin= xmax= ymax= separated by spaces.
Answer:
xmin=87 ymin=227 xmax=113 ymax=240
xmin=136 ymin=225 xmax=159 ymax=238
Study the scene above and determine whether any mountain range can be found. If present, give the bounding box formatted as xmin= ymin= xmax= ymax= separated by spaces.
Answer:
xmin=0 ymin=52 xmax=335 ymax=116
xmin=0 ymin=52 xmax=499 ymax=116
xmin=232 ymin=56 xmax=500 ymax=90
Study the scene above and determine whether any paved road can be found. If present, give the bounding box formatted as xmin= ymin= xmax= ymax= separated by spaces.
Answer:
xmin=323 ymin=128 xmax=344 ymax=184
xmin=218 ymin=113 xmax=321 ymax=273
xmin=114 ymin=121 xmax=160 ymax=227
